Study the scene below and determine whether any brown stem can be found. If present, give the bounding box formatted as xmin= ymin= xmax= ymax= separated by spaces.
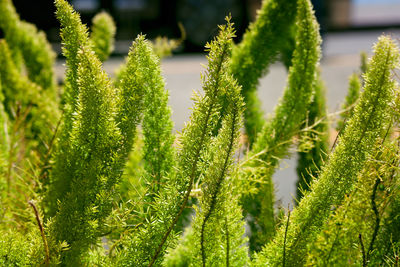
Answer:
xmin=359 ymin=233 xmax=367 ymax=267
xmin=38 ymin=110 xmax=63 ymax=181
xmin=225 ymin=216 xmax=230 ymax=267
xmin=29 ymin=200 xmax=50 ymax=266
xmin=6 ymin=105 xmax=32 ymax=193
xmin=283 ymin=208 xmax=291 ymax=267
xmin=367 ymin=178 xmax=381 ymax=262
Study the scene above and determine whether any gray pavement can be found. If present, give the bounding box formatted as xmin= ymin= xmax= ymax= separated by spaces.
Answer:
xmin=55 ymin=29 xmax=400 ymax=208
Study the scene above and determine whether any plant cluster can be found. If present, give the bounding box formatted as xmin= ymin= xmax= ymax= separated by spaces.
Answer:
xmin=0 ymin=0 xmax=400 ymax=266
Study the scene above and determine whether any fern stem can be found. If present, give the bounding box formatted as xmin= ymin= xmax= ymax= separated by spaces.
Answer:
xmin=200 ymin=110 xmax=238 ymax=267
xmin=148 ymin=38 xmax=229 ymax=267
xmin=225 ymin=216 xmax=230 ymax=267
xmin=367 ymin=178 xmax=381 ymax=261
xmin=359 ymin=233 xmax=367 ymax=267
xmin=28 ymin=200 xmax=49 ymax=266
xmin=283 ymin=209 xmax=291 ymax=267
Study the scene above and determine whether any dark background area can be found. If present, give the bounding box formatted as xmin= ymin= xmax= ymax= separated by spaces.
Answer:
xmin=10 ymin=0 xmax=255 ymax=52
xmin=6 ymin=0 xmax=400 ymax=53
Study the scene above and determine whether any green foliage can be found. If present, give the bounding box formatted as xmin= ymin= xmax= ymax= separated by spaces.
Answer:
xmin=46 ymin=0 xmax=93 ymax=217
xmin=336 ymin=73 xmax=362 ymax=134
xmin=274 ymin=17 xmax=329 ymax=202
xmin=115 ymin=36 xmax=147 ymax=158
xmin=0 ymin=0 xmax=56 ymax=93
xmin=296 ymin=76 xmax=329 ymax=201
xmin=113 ymin=34 xmax=175 ymax=237
xmin=0 ymin=36 xmax=59 ymax=231
xmin=0 ymin=40 xmax=59 ymax=152
xmin=306 ymin=137 xmax=400 ymax=266
xmin=230 ymin=0 xmax=297 ymax=145
xmin=1 ymin=0 xmax=400 ymax=266
xmin=241 ymin=0 xmax=321 ymax=252
xmin=140 ymin=43 xmax=175 ymax=203
xmin=254 ymin=35 xmax=400 ymax=266
xmin=151 ymin=36 xmax=181 ymax=59
xmin=117 ymin=19 xmax=238 ymax=267
xmin=151 ymin=23 xmax=185 ymax=59
xmin=48 ymin=45 xmax=122 ymax=264
xmin=0 ymin=229 xmax=51 ymax=265
xmin=165 ymin=58 xmax=249 ymax=267
xmin=360 ymin=51 xmax=369 ymax=76
xmin=90 ymin=11 xmax=116 ymax=62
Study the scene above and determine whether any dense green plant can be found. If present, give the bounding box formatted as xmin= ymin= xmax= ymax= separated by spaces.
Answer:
xmin=230 ymin=0 xmax=297 ymax=145
xmin=239 ymin=0 xmax=321 ymax=251
xmin=1 ymin=0 xmax=400 ymax=266
xmin=254 ymin=35 xmax=399 ymax=266
xmin=0 ymin=0 xmax=56 ymax=93
xmin=90 ymin=11 xmax=116 ymax=62
xmin=296 ymin=74 xmax=329 ymax=201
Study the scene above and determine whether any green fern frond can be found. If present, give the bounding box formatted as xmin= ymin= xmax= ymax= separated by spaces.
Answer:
xmin=230 ymin=0 xmax=298 ymax=145
xmin=49 ymin=46 xmax=122 ymax=265
xmin=174 ymin=67 xmax=248 ymax=267
xmin=307 ymin=138 xmax=400 ymax=266
xmin=0 ymin=0 xmax=56 ymax=93
xmin=336 ymin=73 xmax=362 ymax=134
xmin=254 ymin=35 xmax=399 ymax=267
xmin=241 ymin=0 xmax=321 ymax=252
xmin=141 ymin=46 xmax=175 ymax=202
xmin=118 ymin=18 xmax=236 ymax=267
xmin=0 ymin=39 xmax=59 ymax=157
xmin=115 ymin=35 xmax=149 ymax=158
xmin=54 ymin=0 xmax=91 ymax=132
xmin=117 ymin=34 xmax=175 ymax=218
xmin=47 ymin=0 xmax=94 ymax=217
xmin=90 ymin=11 xmax=116 ymax=62
xmin=296 ymin=75 xmax=329 ymax=201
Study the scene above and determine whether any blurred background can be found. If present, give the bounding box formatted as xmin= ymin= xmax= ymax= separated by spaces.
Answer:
xmin=9 ymin=0 xmax=400 ymax=53
xmin=6 ymin=0 xmax=400 ymax=206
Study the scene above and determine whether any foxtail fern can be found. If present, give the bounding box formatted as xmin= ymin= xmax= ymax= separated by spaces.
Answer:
xmin=253 ymin=35 xmax=400 ymax=267
xmin=118 ymin=19 xmax=236 ymax=267
xmin=141 ymin=44 xmax=175 ymax=203
xmin=47 ymin=0 xmax=98 ymax=217
xmin=0 ymin=39 xmax=59 ymax=157
xmin=90 ymin=11 xmax=116 ymax=62
xmin=0 ymin=0 xmax=56 ymax=93
xmin=165 ymin=62 xmax=248 ymax=267
xmin=241 ymin=0 xmax=321 ymax=252
xmin=230 ymin=0 xmax=297 ymax=145
xmin=114 ymin=35 xmax=147 ymax=159
xmin=336 ymin=73 xmax=362 ymax=134
xmin=296 ymin=75 xmax=329 ymax=201
xmin=0 ymin=81 xmax=7 ymax=209
xmin=306 ymin=137 xmax=400 ymax=266
xmin=116 ymin=34 xmax=174 ymax=218
xmin=48 ymin=46 xmax=122 ymax=265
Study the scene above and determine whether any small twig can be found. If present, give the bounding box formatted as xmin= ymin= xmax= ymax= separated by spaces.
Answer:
xmin=29 ymin=200 xmax=50 ymax=266
xmin=367 ymin=178 xmax=381 ymax=262
xmin=331 ymin=123 xmax=343 ymax=152
xmin=6 ymin=104 xmax=33 ymax=193
xmin=283 ymin=207 xmax=291 ymax=267
xmin=359 ymin=233 xmax=367 ymax=267
xmin=225 ymin=216 xmax=230 ymax=267
xmin=39 ymin=111 xmax=63 ymax=181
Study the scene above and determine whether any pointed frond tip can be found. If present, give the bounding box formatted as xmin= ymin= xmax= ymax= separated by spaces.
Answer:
xmin=254 ymin=34 xmax=400 ymax=267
